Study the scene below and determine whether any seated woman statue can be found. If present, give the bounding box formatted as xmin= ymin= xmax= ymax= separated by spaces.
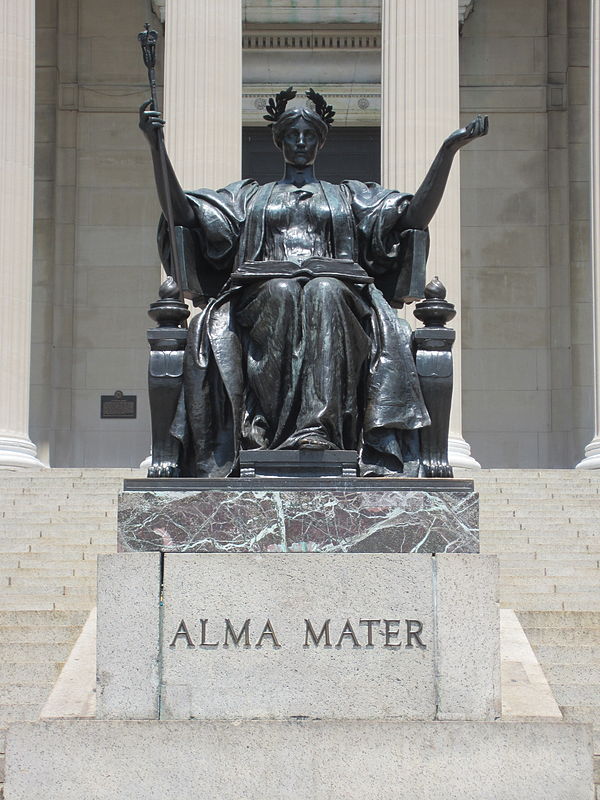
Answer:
xmin=140 ymin=87 xmax=487 ymax=478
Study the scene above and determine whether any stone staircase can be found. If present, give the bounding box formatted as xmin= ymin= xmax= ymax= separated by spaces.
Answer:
xmin=0 ymin=468 xmax=139 ymax=796
xmin=0 ymin=467 xmax=598 ymax=797
xmin=476 ymin=469 xmax=600 ymax=798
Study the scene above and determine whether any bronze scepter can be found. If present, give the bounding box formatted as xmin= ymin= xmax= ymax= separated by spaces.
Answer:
xmin=138 ymin=22 xmax=185 ymax=311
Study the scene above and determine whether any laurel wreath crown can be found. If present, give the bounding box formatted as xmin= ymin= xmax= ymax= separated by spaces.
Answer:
xmin=263 ymin=86 xmax=335 ymax=127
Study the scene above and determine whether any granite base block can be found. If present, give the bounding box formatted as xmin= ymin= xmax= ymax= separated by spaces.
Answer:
xmin=5 ymin=719 xmax=593 ymax=800
xmin=96 ymin=553 xmax=500 ymax=722
xmin=118 ymin=478 xmax=478 ymax=554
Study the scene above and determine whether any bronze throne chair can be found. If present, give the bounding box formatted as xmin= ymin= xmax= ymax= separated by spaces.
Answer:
xmin=146 ymin=227 xmax=456 ymax=479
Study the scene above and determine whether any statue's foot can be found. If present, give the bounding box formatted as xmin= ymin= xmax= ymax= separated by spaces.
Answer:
xmin=297 ymin=433 xmax=337 ymax=450
xmin=147 ymin=461 xmax=180 ymax=478
xmin=420 ymin=457 xmax=453 ymax=479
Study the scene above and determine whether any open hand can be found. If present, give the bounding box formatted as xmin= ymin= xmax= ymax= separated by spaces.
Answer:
xmin=444 ymin=114 xmax=488 ymax=153
xmin=139 ymin=99 xmax=165 ymax=148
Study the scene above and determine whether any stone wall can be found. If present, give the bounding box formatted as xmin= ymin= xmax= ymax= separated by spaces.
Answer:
xmin=31 ymin=0 xmax=162 ymax=466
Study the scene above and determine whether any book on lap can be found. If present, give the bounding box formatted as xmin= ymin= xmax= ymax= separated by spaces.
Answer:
xmin=231 ymin=258 xmax=374 ymax=285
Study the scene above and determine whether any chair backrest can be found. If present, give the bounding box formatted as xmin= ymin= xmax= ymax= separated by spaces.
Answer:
xmin=374 ymin=228 xmax=429 ymax=308
xmin=173 ymin=226 xmax=230 ymax=307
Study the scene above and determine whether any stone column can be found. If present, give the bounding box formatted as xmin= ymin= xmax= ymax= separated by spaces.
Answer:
xmin=0 ymin=0 xmax=43 ymax=468
xmin=162 ymin=0 xmax=242 ymax=189
xmin=578 ymin=0 xmax=600 ymax=469
xmin=381 ymin=0 xmax=480 ymax=469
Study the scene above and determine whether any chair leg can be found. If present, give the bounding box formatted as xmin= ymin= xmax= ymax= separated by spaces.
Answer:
xmin=413 ymin=328 xmax=455 ymax=478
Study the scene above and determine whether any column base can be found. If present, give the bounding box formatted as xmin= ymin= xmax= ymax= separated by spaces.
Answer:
xmin=448 ymin=434 xmax=481 ymax=470
xmin=0 ymin=434 xmax=45 ymax=469
xmin=576 ymin=436 xmax=600 ymax=469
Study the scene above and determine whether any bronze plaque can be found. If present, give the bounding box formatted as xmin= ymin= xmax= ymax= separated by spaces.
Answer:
xmin=101 ymin=390 xmax=137 ymax=419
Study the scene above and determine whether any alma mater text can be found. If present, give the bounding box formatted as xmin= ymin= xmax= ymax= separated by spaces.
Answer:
xmin=169 ymin=618 xmax=426 ymax=650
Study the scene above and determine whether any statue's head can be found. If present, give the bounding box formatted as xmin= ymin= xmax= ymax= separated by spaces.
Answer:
xmin=272 ymin=109 xmax=328 ymax=167
xmin=265 ymin=88 xmax=335 ymax=165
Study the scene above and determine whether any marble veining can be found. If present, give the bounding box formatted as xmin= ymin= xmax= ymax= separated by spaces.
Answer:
xmin=118 ymin=488 xmax=479 ymax=554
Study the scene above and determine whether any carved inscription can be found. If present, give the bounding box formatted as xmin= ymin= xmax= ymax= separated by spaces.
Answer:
xmin=170 ymin=618 xmax=426 ymax=650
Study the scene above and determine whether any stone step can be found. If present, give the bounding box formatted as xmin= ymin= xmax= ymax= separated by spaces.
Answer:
xmin=0 ymin=490 xmax=118 ymax=499
xmin=485 ymin=491 xmax=600 ymax=501
xmin=0 ymin=523 xmax=116 ymax=533
xmin=522 ymin=552 xmax=599 ymax=562
xmin=484 ymin=543 xmax=598 ymax=554
xmin=531 ymin=565 xmax=600 ymax=577
xmin=0 ymin=558 xmax=98 ymax=571
xmin=0 ymin=553 xmax=95 ymax=564
xmin=0 ymin=566 xmax=78 ymax=577
xmin=508 ymin=577 xmax=600 ymax=590
xmin=13 ymin=544 xmax=114 ymax=555
xmin=0 ymin=662 xmax=62 ymax=685
xmin=0 ymin=685 xmax=52 ymax=706
xmin=481 ymin=506 xmax=600 ymax=515
xmin=0 ymin=703 xmax=44 ymax=726
xmin=0 ymin=625 xmax=83 ymax=644
xmin=518 ymin=611 xmax=600 ymax=627
xmin=552 ymin=683 xmax=600 ymax=706
xmin=50 ymin=597 xmax=96 ymax=611
xmin=0 ymin=508 xmax=113 ymax=518
xmin=0 ymin=538 xmax=111 ymax=566
xmin=483 ymin=524 xmax=592 ymax=535
xmin=481 ymin=508 xmax=598 ymax=518
xmin=0 ymin=503 xmax=116 ymax=513
xmin=0 ymin=565 xmax=93 ymax=580
xmin=544 ymin=664 xmax=600 ymax=684
xmin=0 ymin=599 xmax=55 ymax=611
xmin=0 ymin=611 xmax=88 ymax=626
xmin=502 ymin=591 xmax=600 ymax=604
xmin=0 ymin=538 xmax=113 ymax=551
xmin=0 ymin=596 xmax=95 ymax=611
xmin=485 ymin=529 xmax=600 ymax=540
xmin=0 ymin=642 xmax=76 ymax=662
xmin=498 ymin=594 xmax=567 ymax=611
xmin=2 ymin=576 xmax=96 ymax=590
xmin=528 ymin=644 xmax=600 ymax=664
xmin=0 ymin=585 xmax=95 ymax=598
xmin=522 ymin=627 xmax=600 ymax=646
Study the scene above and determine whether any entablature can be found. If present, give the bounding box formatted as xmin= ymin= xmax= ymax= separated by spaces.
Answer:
xmin=153 ymin=1 xmax=475 ymax=29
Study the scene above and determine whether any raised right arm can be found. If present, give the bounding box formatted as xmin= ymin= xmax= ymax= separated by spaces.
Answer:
xmin=139 ymin=100 xmax=196 ymax=229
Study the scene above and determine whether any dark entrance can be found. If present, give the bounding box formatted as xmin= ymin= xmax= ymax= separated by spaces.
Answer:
xmin=242 ymin=126 xmax=381 ymax=184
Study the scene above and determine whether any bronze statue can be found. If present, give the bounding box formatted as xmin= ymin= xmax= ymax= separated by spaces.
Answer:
xmin=139 ymin=85 xmax=488 ymax=478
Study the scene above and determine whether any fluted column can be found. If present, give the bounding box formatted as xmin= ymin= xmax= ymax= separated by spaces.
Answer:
xmin=0 ymin=0 xmax=43 ymax=468
xmin=163 ymin=0 xmax=242 ymax=189
xmin=381 ymin=0 xmax=480 ymax=470
xmin=577 ymin=0 xmax=600 ymax=469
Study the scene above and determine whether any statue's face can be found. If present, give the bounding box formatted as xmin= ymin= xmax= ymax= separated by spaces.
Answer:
xmin=280 ymin=118 xmax=322 ymax=167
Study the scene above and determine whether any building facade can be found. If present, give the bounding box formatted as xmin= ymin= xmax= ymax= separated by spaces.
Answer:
xmin=1 ymin=0 xmax=599 ymax=471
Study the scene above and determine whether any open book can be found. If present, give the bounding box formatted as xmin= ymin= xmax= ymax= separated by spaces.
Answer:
xmin=230 ymin=257 xmax=374 ymax=285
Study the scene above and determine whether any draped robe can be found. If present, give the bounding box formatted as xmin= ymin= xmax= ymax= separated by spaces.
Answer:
xmin=158 ymin=179 xmax=431 ymax=477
